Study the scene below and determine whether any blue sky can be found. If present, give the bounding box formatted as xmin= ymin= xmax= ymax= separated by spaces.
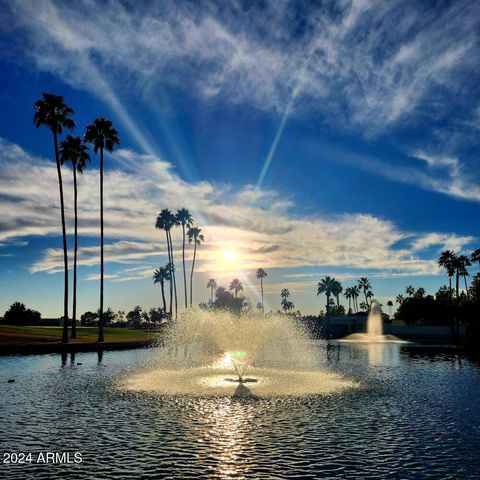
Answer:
xmin=0 ymin=0 xmax=479 ymax=316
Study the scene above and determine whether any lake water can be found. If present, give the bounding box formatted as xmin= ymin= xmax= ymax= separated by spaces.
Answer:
xmin=1 ymin=343 xmax=479 ymax=479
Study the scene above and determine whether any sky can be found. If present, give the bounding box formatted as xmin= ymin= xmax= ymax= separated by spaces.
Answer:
xmin=0 ymin=0 xmax=479 ymax=317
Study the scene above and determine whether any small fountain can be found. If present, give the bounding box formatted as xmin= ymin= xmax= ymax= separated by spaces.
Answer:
xmin=123 ymin=309 xmax=358 ymax=396
xmin=339 ymin=300 xmax=408 ymax=343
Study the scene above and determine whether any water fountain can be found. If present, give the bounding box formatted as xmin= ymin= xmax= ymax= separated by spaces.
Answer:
xmin=122 ymin=309 xmax=357 ymax=396
xmin=339 ymin=300 xmax=408 ymax=343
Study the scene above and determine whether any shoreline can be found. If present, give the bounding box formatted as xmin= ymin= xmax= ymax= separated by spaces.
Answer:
xmin=0 ymin=338 xmax=157 ymax=356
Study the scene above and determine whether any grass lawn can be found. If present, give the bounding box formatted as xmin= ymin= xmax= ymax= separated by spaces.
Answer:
xmin=0 ymin=325 xmax=157 ymax=348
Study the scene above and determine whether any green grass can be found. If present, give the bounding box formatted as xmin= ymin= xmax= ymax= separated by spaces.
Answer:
xmin=0 ymin=325 xmax=157 ymax=347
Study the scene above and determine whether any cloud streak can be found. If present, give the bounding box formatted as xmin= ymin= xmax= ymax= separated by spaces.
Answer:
xmin=0 ymin=138 xmax=475 ymax=281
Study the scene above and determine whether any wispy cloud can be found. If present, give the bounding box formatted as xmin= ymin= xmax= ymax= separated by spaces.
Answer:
xmin=0 ymin=138 xmax=475 ymax=280
xmin=3 ymin=0 xmax=479 ymax=132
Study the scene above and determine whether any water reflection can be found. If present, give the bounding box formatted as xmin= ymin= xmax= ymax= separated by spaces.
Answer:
xmin=351 ymin=343 xmax=401 ymax=366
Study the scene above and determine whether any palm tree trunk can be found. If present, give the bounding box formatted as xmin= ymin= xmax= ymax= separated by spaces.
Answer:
xmin=448 ymin=276 xmax=452 ymax=301
xmin=182 ymin=224 xmax=187 ymax=308
xmin=464 ymin=275 xmax=469 ymax=300
xmin=71 ymin=166 xmax=78 ymax=339
xmin=211 ymin=286 xmax=214 ymax=303
xmin=98 ymin=147 xmax=104 ymax=342
xmin=168 ymin=230 xmax=178 ymax=319
xmin=165 ymin=231 xmax=172 ymax=316
xmin=260 ymin=278 xmax=264 ymax=314
xmin=336 ymin=294 xmax=340 ymax=307
xmin=190 ymin=241 xmax=197 ymax=307
xmin=161 ymin=280 xmax=166 ymax=313
xmin=456 ymin=271 xmax=460 ymax=302
xmin=54 ymin=132 xmax=69 ymax=344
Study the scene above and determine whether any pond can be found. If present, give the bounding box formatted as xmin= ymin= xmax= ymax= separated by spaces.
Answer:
xmin=1 ymin=343 xmax=479 ymax=479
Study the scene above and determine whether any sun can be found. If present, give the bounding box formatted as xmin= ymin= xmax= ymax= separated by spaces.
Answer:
xmin=222 ymin=250 xmax=236 ymax=263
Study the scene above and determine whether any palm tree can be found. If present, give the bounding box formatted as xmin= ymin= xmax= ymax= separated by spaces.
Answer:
xmin=256 ymin=268 xmax=267 ymax=314
xmin=156 ymin=209 xmax=178 ymax=317
xmin=153 ymin=265 xmax=171 ymax=313
xmin=59 ymin=135 xmax=90 ymax=339
xmin=280 ymin=289 xmax=292 ymax=312
xmin=230 ymin=278 xmax=243 ymax=298
xmin=84 ymin=118 xmax=119 ymax=342
xmin=456 ymin=254 xmax=471 ymax=300
xmin=387 ymin=300 xmax=393 ymax=316
xmin=207 ymin=279 xmax=217 ymax=303
xmin=176 ymin=208 xmax=193 ymax=308
xmin=438 ymin=250 xmax=456 ymax=300
xmin=344 ymin=287 xmax=353 ymax=312
xmin=405 ymin=285 xmax=416 ymax=297
xmin=415 ymin=287 xmax=426 ymax=298
xmin=188 ymin=227 xmax=204 ymax=307
xmin=471 ymin=248 xmax=480 ymax=267
xmin=34 ymin=93 xmax=75 ymax=344
xmin=396 ymin=294 xmax=404 ymax=305
xmin=358 ymin=277 xmax=372 ymax=306
xmin=359 ymin=301 xmax=368 ymax=312
xmin=352 ymin=285 xmax=360 ymax=312
xmin=331 ymin=279 xmax=343 ymax=306
xmin=317 ymin=276 xmax=334 ymax=315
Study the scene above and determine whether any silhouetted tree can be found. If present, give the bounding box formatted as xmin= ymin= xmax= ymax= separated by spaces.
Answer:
xmin=331 ymin=279 xmax=343 ymax=307
xmin=317 ymin=276 xmax=334 ymax=315
xmin=188 ymin=227 xmax=204 ymax=306
xmin=358 ymin=277 xmax=372 ymax=306
xmin=405 ymin=285 xmax=416 ymax=297
xmin=176 ymin=208 xmax=193 ymax=308
xmin=256 ymin=268 xmax=267 ymax=313
xmin=153 ymin=265 xmax=171 ymax=314
xmin=84 ymin=118 xmax=119 ymax=342
xmin=156 ymin=209 xmax=177 ymax=317
xmin=207 ymin=278 xmax=217 ymax=303
xmin=229 ymin=278 xmax=243 ymax=298
xmin=2 ymin=302 xmax=41 ymax=325
xmin=59 ymin=135 xmax=90 ymax=339
xmin=438 ymin=250 xmax=456 ymax=300
xmin=34 ymin=93 xmax=75 ymax=343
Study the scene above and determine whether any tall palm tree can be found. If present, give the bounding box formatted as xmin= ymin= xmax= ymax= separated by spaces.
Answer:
xmin=34 ymin=93 xmax=75 ymax=344
xmin=230 ymin=278 xmax=244 ymax=298
xmin=155 ymin=209 xmax=176 ymax=317
xmin=456 ymin=254 xmax=471 ymax=300
xmin=153 ymin=265 xmax=171 ymax=313
xmin=352 ymin=285 xmax=360 ymax=312
xmin=405 ymin=285 xmax=416 ymax=297
xmin=344 ymin=287 xmax=353 ymax=312
xmin=358 ymin=277 xmax=372 ymax=306
xmin=207 ymin=278 xmax=217 ymax=303
xmin=438 ymin=250 xmax=456 ymax=300
xmin=175 ymin=208 xmax=193 ymax=308
xmin=84 ymin=118 xmax=119 ymax=342
xmin=188 ymin=226 xmax=204 ymax=307
xmin=59 ymin=135 xmax=90 ymax=339
xmin=331 ymin=279 xmax=343 ymax=306
xmin=256 ymin=268 xmax=267 ymax=314
xmin=471 ymin=248 xmax=480 ymax=267
xmin=317 ymin=276 xmax=334 ymax=315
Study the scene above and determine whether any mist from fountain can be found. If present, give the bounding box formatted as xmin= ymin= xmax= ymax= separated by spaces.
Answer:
xmin=339 ymin=300 xmax=408 ymax=343
xmin=122 ymin=309 xmax=357 ymax=396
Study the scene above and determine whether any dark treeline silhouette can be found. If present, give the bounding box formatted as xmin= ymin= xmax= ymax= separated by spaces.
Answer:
xmin=34 ymin=92 xmax=119 ymax=344
xmin=1 ymin=302 xmax=41 ymax=325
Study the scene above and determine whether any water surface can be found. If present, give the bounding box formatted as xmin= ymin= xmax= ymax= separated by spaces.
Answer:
xmin=1 ymin=343 xmax=479 ymax=479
